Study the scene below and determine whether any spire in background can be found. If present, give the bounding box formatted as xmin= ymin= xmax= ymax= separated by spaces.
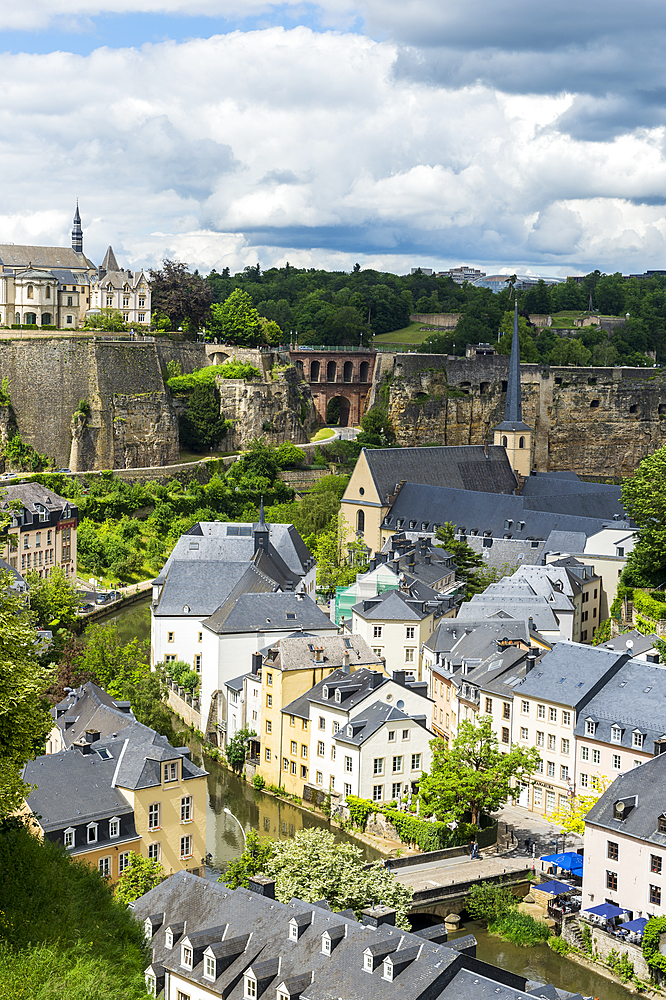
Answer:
xmin=504 ymin=295 xmax=523 ymax=424
xmin=71 ymin=200 xmax=83 ymax=254
xmin=259 ymin=495 xmax=266 ymax=527
xmin=101 ymin=246 xmax=120 ymax=272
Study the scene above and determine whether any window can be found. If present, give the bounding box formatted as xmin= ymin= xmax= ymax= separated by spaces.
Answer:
xmin=164 ymin=762 xmax=177 ymax=782
xmin=593 ymin=748 xmax=601 ymax=764
xmin=405 ymin=648 xmax=415 ymax=663
xmin=650 ymin=885 xmax=662 ymax=906
xmin=265 ymin=748 xmax=271 ymax=761
xmin=290 ymin=761 xmax=296 ymax=774
xmin=205 ymin=955 xmax=216 ymax=981
xmin=548 ymin=734 xmax=556 ymax=751
xmin=333 ymin=721 xmax=340 ymax=734
xmin=561 ymin=738 xmax=570 ymax=755
xmin=283 ymin=757 xmax=289 ymax=771
xmin=180 ymin=796 xmax=192 ymax=823
xmin=388 ymin=729 xmax=396 ymax=742
xmin=503 ymin=702 xmax=511 ymax=719
xmin=611 ymin=726 xmax=622 ymax=743
xmin=148 ymin=843 xmax=161 ymax=861
xmin=549 ymin=707 xmax=557 ymax=723
xmin=182 ymin=945 xmax=193 ymax=970
xmin=560 ymin=765 xmax=569 ymax=781
xmin=402 ymin=729 xmax=410 ymax=741
xmin=373 ymin=647 xmax=383 ymax=657
xmin=319 ymin=716 xmax=326 ymax=730
xmin=373 ymin=625 xmax=383 ymax=638
xmin=581 ymin=745 xmax=589 ymax=761
xmin=537 ymin=704 xmax=545 ymax=719
xmin=244 ymin=979 xmax=257 ymax=1000
xmin=177 ymin=993 xmax=190 ymax=1000
xmin=546 ymin=790 xmax=555 ymax=812
xmin=64 ymin=827 xmax=75 ymax=849
xmin=374 ymin=757 xmax=384 ymax=775
xmin=373 ymin=785 xmax=383 ymax=801
xmin=301 ymin=744 xmax=307 ymax=758
xmin=87 ymin=823 xmax=98 ymax=844
xmin=98 ymin=856 xmax=111 ymax=878
xmin=330 ymin=746 xmax=336 ymax=760
xmin=586 ymin=719 xmax=596 ymax=736
xmin=291 ymin=740 xmax=297 ymax=755
xmin=520 ymin=727 xmax=528 ymax=740
xmin=198 ymin=631 xmax=202 ymax=642
xmin=547 ymin=761 xmax=555 ymax=777
xmin=167 ymin=631 xmax=174 ymax=643
xmin=411 ymin=753 xmax=421 ymax=770
xmin=318 ymin=741 xmax=325 ymax=756
xmin=316 ymin=771 xmax=323 ymax=785
xmin=346 ymin=755 xmax=353 ymax=772
xmin=266 ymin=720 xmax=272 ymax=734
xmin=633 ymin=731 xmax=644 ymax=749
xmin=392 ymin=755 xmax=403 ymax=773
xmin=562 ymin=710 xmax=571 ymax=726
xmin=301 ymin=765 xmax=308 ymax=779
xmin=579 ymin=772 xmax=588 ymax=788
xmin=612 ymin=754 xmax=622 ymax=770
xmin=606 ymin=871 xmax=618 ymax=892
xmin=521 ymin=700 xmax=529 ymax=714
xmin=194 ymin=654 xmax=201 ymax=672
xmin=345 ymin=782 xmax=352 ymax=797
xmin=290 ymin=715 xmax=295 ymax=727
xmin=148 ymin=803 xmax=160 ymax=830
xmin=267 ymin=672 xmax=272 ymax=685
xmin=109 ymin=817 xmax=120 ymax=838
xmin=485 ymin=697 xmax=493 ymax=713
xmin=266 ymin=694 xmax=272 ymax=707
xmin=652 ymin=855 xmax=662 ymax=874
xmin=536 ymin=731 xmax=544 ymax=747
xmin=502 ymin=727 xmax=509 ymax=744
xmin=405 ymin=626 xmax=415 ymax=639
xmin=180 ymin=835 xmax=193 ymax=859
xmin=534 ymin=787 xmax=543 ymax=807
xmin=536 ymin=758 xmax=543 ymax=772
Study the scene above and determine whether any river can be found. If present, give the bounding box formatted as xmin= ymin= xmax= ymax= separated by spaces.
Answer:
xmin=104 ymin=597 xmax=633 ymax=997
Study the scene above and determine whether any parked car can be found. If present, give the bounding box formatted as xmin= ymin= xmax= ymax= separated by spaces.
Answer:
xmin=95 ymin=593 xmax=112 ymax=605
xmin=78 ymin=603 xmax=95 ymax=614
xmin=0 ymin=473 xmax=16 ymax=480
xmin=56 ymin=468 xmax=72 ymax=474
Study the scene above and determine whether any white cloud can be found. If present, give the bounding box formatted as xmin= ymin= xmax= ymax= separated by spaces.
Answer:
xmin=1 ymin=27 xmax=666 ymax=274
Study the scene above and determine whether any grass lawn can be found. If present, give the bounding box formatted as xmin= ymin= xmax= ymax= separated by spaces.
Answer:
xmin=310 ymin=427 xmax=336 ymax=442
xmin=374 ymin=321 xmax=428 ymax=345
xmin=177 ymin=447 xmax=239 ymax=463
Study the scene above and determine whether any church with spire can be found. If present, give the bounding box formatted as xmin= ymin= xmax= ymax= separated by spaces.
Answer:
xmin=493 ymin=296 xmax=532 ymax=480
xmin=0 ymin=204 xmax=151 ymax=329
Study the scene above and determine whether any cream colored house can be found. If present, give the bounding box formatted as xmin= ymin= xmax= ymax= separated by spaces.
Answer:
xmin=89 ymin=246 xmax=151 ymax=326
xmin=1 ymin=483 xmax=78 ymax=581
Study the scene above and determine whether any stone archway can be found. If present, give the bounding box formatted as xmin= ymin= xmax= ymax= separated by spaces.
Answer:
xmin=326 ymin=395 xmax=351 ymax=426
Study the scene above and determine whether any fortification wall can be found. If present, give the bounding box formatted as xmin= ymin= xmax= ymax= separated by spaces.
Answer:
xmin=385 ymin=354 xmax=666 ymax=477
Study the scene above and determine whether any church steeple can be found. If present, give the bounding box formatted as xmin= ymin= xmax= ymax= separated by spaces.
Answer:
xmin=71 ymin=201 xmax=83 ymax=254
xmin=493 ymin=294 xmax=532 ymax=479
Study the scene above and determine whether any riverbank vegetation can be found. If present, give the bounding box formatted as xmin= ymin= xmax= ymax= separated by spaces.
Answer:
xmin=468 ymin=882 xmax=549 ymax=947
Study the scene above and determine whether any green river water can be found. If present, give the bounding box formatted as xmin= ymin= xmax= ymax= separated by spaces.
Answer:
xmin=103 ymin=597 xmax=632 ymax=999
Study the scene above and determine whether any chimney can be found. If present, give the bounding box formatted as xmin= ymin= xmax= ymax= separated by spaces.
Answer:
xmin=248 ymin=875 xmax=276 ymax=899
xmin=342 ymin=651 xmax=350 ymax=673
xmin=361 ymin=904 xmax=396 ymax=928
xmin=526 ymin=652 xmax=537 ymax=673
xmin=314 ymin=647 xmax=324 ymax=662
xmin=424 ymin=554 xmax=431 ymax=565
xmin=74 ymin=739 xmax=92 ymax=755
xmin=393 ymin=670 xmax=407 ymax=687
xmin=84 ymin=729 xmax=100 ymax=743
xmin=251 ymin=653 xmax=262 ymax=675
xmin=369 ymin=558 xmax=377 ymax=570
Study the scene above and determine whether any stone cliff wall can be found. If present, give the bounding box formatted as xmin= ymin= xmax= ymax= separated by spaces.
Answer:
xmin=217 ymin=366 xmax=317 ymax=450
xmin=386 ymin=354 xmax=666 ymax=477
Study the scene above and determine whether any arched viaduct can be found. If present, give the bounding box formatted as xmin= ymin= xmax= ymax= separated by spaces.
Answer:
xmin=289 ymin=349 xmax=377 ymax=426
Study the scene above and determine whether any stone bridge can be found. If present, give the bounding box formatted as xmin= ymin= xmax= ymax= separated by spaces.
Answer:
xmin=288 ymin=348 xmax=377 ymax=426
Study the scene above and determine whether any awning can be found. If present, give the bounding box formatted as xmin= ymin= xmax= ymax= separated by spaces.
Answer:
xmin=585 ymin=903 xmax=627 ymax=918
xmin=622 ymin=917 xmax=648 ymax=932
xmin=540 ymin=851 xmax=584 ymax=874
xmin=535 ymin=879 xmax=575 ymax=896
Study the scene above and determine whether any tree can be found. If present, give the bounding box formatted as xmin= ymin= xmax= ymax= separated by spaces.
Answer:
xmin=548 ymin=336 xmax=592 ymax=366
xmin=418 ymin=716 xmax=541 ymax=825
xmin=114 ymin=852 xmax=166 ymax=905
xmin=550 ymin=774 xmax=611 ymax=835
xmin=78 ymin=622 xmax=149 ymax=697
xmin=356 ymin=407 xmax=395 ymax=447
xmin=621 ymin=446 xmax=666 ymax=588
xmin=224 ymin=726 xmax=256 ymax=774
xmin=149 ymin=259 xmax=213 ymax=335
xmin=83 ymin=308 xmax=126 ymax=332
xmin=0 ymin=575 xmax=54 ymax=816
xmin=222 ymin=828 xmax=273 ymax=889
xmin=435 ymin=522 xmax=486 ymax=599
xmin=496 ymin=314 xmax=540 ymax=362
xmin=26 ymin=566 xmax=80 ymax=629
xmin=468 ymin=880 xmax=519 ymax=921
xmin=221 ymin=828 xmax=413 ymax=928
xmin=209 ymin=289 xmax=262 ymax=346
xmin=179 ymin=382 xmax=230 ymax=452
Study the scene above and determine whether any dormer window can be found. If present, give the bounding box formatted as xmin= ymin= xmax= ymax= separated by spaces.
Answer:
xmin=289 ymin=920 xmax=298 ymax=942
xmin=87 ymin=822 xmax=98 ymax=844
xmin=165 ymin=929 xmax=173 ymax=948
xmin=204 ymin=955 xmax=216 ymax=981
xmin=145 ymin=973 xmax=156 ymax=996
xmin=585 ymin=719 xmax=596 ymax=736
xmin=109 ymin=817 xmax=120 ymax=838
xmin=383 ymin=959 xmax=393 ymax=981
xmin=144 ymin=918 xmax=154 ymax=942
xmin=181 ymin=944 xmax=193 ymax=970
xmin=659 ymin=816 xmax=666 ymax=833
xmin=335 ymin=689 xmax=341 ymax=704
xmin=347 ymin=725 xmax=353 ymax=737
xmin=633 ymin=730 xmax=644 ymax=749
xmin=364 ymin=953 xmax=373 ymax=973
xmin=164 ymin=761 xmax=177 ymax=782
xmin=611 ymin=726 xmax=622 ymax=744
xmin=322 ymin=934 xmax=331 ymax=955
xmin=244 ymin=974 xmax=257 ymax=999
xmin=278 ymin=992 xmax=289 ymax=1000
xmin=64 ymin=827 xmax=75 ymax=849
xmin=322 ymin=686 xmax=329 ymax=700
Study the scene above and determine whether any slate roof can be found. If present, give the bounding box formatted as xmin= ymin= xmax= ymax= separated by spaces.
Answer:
xmin=521 ymin=472 xmax=620 ymax=498
xmin=572 ymin=656 xmax=666 ymax=753
xmin=204 ymin=592 xmax=336 ymax=636
xmin=352 ymin=588 xmax=443 ymax=622
xmin=599 ymin=629 xmax=659 ymax=656
xmin=522 ymin=491 xmax=625 ymax=521
xmin=584 ymin=749 xmax=666 ymax=846
xmin=515 ymin=641 xmax=629 ymax=706
xmin=100 ymin=245 xmax=120 ymax=272
xmin=456 ymin=585 xmax=563 ymax=633
xmin=24 ymin=749 xmax=133 ymax=832
xmin=430 ymin=620 xmax=537 ymax=663
xmin=275 ymin=635 xmax=380 ymax=676
xmin=382 ymin=484 xmax=614 ymax=542
xmin=51 ymin=681 xmax=135 ymax=747
xmin=333 ymin=701 xmax=427 ymax=747
xmin=362 ymin=445 xmax=518 ymax=503
xmin=0 ymin=244 xmax=95 ymax=270
xmin=0 ymin=482 xmax=76 ymax=517
xmin=542 ymin=531 xmax=588 ymax=555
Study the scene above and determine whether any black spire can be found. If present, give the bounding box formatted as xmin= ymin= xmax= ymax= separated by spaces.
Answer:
xmin=495 ymin=294 xmax=530 ymax=432
xmin=71 ymin=201 xmax=83 ymax=254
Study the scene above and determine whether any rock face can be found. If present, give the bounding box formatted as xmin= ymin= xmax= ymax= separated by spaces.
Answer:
xmin=385 ymin=354 xmax=666 ymax=477
xmin=217 ymin=365 xmax=317 ymax=450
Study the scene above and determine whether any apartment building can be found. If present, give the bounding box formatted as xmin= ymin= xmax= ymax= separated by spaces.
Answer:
xmin=1 ymin=483 xmax=77 ymax=581
xmin=258 ymin=634 xmax=385 ymax=791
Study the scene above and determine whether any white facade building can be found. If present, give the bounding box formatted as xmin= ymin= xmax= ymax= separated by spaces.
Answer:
xmin=89 ymin=246 xmax=151 ymax=327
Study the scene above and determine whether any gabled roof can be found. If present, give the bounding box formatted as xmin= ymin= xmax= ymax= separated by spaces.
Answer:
xmin=24 ymin=749 xmax=133 ymax=832
xmin=51 ymin=680 xmax=135 ymax=747
xmin=352 ymin=587 xmax=441 ymax=622
xmin=516 ymin=641 xmax=628 ymax=707
xmin=204 ymin=592 xmax=336 ymax=636
xmin=333 ymin=701 xmax=427 ymax=746
xmin=585 ymin=750 xmax=666 ymax=846
xmin=361 ymin=445 xmax=518 ymax=503
xmin=572 ymin=656 xmax=666 ymax=753
xmin=0 ymin=244 xmax=95 ymax=270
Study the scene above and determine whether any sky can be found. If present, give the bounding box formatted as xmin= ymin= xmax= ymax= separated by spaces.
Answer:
xmin=2 ymin=1 xmax=666 ymax=277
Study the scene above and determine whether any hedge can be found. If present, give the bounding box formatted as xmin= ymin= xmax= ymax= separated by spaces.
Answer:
xmin=642 ymin=916 xmax=666 ymax=977
xmin=346 ymin=795 xmax=480 ymax=852
xmin=633 ymin=589 xmax=666 ymax=622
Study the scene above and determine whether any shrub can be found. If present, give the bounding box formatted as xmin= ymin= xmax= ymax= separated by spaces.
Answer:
xmin=642 ymin=915 xmax=666 ymax=977
xmin=488 ymin=911 xmax=550 ymax=947
xmin=252 ymin=774 xmax=266 ymax=790
xmin=548 ymin=935 xmax=571 ymax=955
xmin=633 ymin=589 xmax=666 ymax=622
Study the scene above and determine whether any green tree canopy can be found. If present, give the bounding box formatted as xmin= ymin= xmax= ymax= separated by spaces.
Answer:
xmin=356 ymin=406 xmax=395 ymax=447
xmin=621 ymin=446 xmax=666 ymax=588
xmin=209 ymin=288 xmax=263 ymax=346
xmin=434 ymin=522 xmax=485 ymax=599
xmin=25 ymin=566 xmax=80 ymax=629
xmin=224 ymin=726 xmax=256 ymax=774
xmin=113 ymin=852 xmax=166 ymax=905
xmin=149 ymin=259 xmax=213 ymax=335
xmin=419 ymin=716 xmax=541 ymax=825
xmin=179 ymin=381 xmax=231 ymax=453
xmin=221 ymin=828 xmax=413 ymax=928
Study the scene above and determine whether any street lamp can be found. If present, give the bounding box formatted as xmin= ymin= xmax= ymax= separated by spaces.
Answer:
xmin=224 ymin=806 xmax=246 ymax=847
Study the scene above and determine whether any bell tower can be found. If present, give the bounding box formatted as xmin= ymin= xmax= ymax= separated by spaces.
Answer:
xmin=493 ymin=297 xmax=532 ymax=479
xmin=71 ymin=201 xmax=83 ymax=254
